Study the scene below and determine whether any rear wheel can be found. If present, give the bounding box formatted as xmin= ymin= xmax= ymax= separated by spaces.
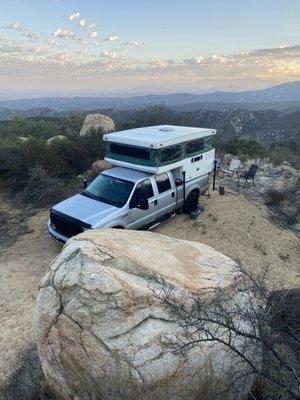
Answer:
xmin=183 ymin=191 xmax=199 ymax=213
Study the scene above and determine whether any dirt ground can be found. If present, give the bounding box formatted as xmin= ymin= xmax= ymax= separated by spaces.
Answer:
xmin=0 ymin=188 xmax=299 ymax=377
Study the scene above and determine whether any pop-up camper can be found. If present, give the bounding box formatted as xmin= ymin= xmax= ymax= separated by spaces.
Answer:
xmin=48 ymin=125 xmax=216 ymax=243
xmin=104 ymin=125 xmax=216 ymax=180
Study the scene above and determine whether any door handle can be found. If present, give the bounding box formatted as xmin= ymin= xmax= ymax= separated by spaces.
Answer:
xmin=150 ymin=199 xmax=158 ymax=206
xmin=171 ymin=192 xmax=175 ymax=198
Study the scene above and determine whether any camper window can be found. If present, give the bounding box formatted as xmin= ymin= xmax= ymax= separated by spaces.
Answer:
xmin=155 ymin=173 xmax=171 ymax=194
xmin=191 ymin=155 xmax=203 ymax=163
xmin=110 ymin=143 xmax=150 ymax=160
xmin=160 ymin=145 xmax=182 ymax=163
xmin=185 ymin=138 xmax=204 ymax=155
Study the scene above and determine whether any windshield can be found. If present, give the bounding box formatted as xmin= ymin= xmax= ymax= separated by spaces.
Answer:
xmin=84 ymin=174 xmax=134 ymax=208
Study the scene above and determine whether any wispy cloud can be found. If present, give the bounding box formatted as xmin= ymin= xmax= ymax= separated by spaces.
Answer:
xmin=3 ymin=21 xmax=22 ymax=31
xmin=105 ymin=34 xmax=119 ymax=42
xmin=69 ymin=12 xmax=80 ymax=21
xmin=183 ymin=56 xmax=204 ymax=65
xmin=53 ymin=28 xmax=75 ymax=40
xmin=100 ymin=50 xmax=118 ymax=59
xmin=23 ymin=31 xmax=39 ymax=39
xmin=0 ymin=26 xmax=299 ymax=94
xmin=76 ymin=48 xmax=88 ymax=55
xmin=79 ymin=19 xmax=96 ymax=31
xmin=52 ymin=52 xmax=73 ymax=64
xmin=131 ymin=41 xmax=145 ymax=49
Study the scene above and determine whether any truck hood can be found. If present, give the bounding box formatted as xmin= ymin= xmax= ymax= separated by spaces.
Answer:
xmin=52 ymin=193 xmax=118 ymax=226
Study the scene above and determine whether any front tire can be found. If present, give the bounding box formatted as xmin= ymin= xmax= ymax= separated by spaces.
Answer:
xmin=183 ymin=191 xmax=199 ymax=213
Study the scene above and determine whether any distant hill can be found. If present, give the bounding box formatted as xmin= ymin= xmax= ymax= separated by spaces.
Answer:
xmin=0 ymin=81 xmax=299 ymax=112
xmin=0 ymin=107 xmax=60 ymax=120
xmin=105 ymin=108 xmax=300 ymax=142
xmin=170 ymin=100 xmax=300 ymax=113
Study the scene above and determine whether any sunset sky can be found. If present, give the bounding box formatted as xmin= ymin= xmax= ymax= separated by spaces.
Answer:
xmin=1 ymin=0 xmax=299 ymax=98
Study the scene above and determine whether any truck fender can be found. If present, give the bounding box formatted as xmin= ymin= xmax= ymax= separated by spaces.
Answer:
xmin=100 ymin=220 xmax=126 ymax=229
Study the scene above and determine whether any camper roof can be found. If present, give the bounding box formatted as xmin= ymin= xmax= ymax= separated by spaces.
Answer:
xmin=103 ymin=125 xmax=216 ymax=149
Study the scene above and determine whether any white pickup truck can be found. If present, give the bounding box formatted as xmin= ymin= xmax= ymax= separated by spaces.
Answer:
xmin=48 ymin=125 xmax=215 ymax=243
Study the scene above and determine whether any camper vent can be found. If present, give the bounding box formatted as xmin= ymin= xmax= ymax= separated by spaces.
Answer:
xmin=159 ymin=127 xmax=174 ymax=132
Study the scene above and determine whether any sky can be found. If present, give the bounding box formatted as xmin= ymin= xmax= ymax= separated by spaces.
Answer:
xmin=0 ymin=0 xmax=299 ymax=98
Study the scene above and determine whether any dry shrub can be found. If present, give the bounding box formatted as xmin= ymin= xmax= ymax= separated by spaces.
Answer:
xmin=19 ymin=166 xmax=73 ymax=207
xmin=265 ymin=189 xmax=287 ymax=206
xmin=0 ymin=344 xmax=56 ymax=400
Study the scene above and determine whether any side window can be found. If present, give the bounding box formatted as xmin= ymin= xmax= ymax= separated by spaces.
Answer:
xmin=131 ymin=179 xmax=154 ymax=204
xmin=160 ymin=145 xmax=182 ymax=163
xmin=110 ymin=143 xmax=150 ymax=160
xmin=155 ymin=173 xmax=171 ymax=194
xmin=185 ymin=138 xmax=204 ymax=155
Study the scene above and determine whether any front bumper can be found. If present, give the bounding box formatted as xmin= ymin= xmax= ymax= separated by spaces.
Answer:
xmin=47 ymin=220 xmax=69 ymax=243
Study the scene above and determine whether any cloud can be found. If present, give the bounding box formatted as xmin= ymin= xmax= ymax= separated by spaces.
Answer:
xmin=183 ymin=56 xmax=204 ymax=65
xmin=131 ymin=41 xmax=145 ymax=49
xmin=210 ymin=54 xmax=232 ymax=64
xmin=148 ymin=59 xmax=176 ymax=69
xmin=69 ymin=12 xmax=80 ymax=21
xmin=3 ymin=21 xmax=22 ymax=31
xmin=0 ymin=39 xmax=299 ymax=95
xmin=100 ymin=50 xmax=117 ymax=59
xmin=52 ymin=52 xmax=73 ymax=64
xmin=47 ymin=38 xmax=66 ymax=49
xmin=77 ymin=48 xmax=88 ymax=55
xmin=105 ymin=34 xmax=119 ymax=42
xmin=53 ymin=28 xmax=75 ymax=40
xmin=78 ymin=19 xmax=96 ymax=30
xmin=79 ymin=19 xmax=87 ymax=28
xmin=23 ymin=31 xmax=38 ymax=39
xmin=34 ymin=47 xmax=44 ymax=55
xmin=90 ymin=31 xmax=98 ymax=39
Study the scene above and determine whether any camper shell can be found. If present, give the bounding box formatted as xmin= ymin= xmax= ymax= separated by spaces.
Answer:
xmin=104 ymin=125 xmax=216 ymax=180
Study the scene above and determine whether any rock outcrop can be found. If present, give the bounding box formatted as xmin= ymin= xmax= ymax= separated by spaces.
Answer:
xmin=46 ymin=135 xmax=66 ymax=144
xmin=79 ymin=113 xmax=115 ymax=137
xmin=34 ymin=229 xmax=257 ymax=400
xmin=91 ymin=159 xmax=112 ymax=175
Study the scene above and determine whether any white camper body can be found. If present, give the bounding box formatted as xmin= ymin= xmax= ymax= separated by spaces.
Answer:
xmin=104 ymin=125 xmax=216 ymax=180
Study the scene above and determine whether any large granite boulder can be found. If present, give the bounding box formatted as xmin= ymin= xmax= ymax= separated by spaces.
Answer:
xmin=91 ymin=159 xmax=112 ymax=174
xmin=80 ymin=113 xmax=115 ymax=136
xmin=34 ymin=230 xmax=257 ymax=400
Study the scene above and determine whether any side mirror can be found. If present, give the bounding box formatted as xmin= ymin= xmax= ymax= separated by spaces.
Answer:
xmin=83 ymin=178 xmax=88 ymax=189
xmin=136 ymin=198 xmax=149 ymax=210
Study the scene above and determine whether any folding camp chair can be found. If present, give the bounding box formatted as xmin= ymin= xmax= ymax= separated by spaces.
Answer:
xmin=237 ymin=164 xmax=258 ymax=187
xmin=221 ymin=158 xmax=241 ymax=179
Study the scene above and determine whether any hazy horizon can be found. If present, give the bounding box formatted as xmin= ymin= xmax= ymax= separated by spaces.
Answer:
xmin=1 ymin=0 xmax=299 ymax=98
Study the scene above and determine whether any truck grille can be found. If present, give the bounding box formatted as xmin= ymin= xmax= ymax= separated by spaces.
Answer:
xmin=50 ymin=210 xmax=91 ymax=238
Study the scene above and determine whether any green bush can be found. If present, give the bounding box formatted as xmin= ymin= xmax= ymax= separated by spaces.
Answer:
xmin=0 ymin=130 xmax=105 ymax=193
xmin=226 ymin=137 xmax=267 ymax=159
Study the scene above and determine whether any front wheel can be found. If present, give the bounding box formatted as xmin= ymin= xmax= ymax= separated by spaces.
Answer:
xmin=183 ymin=191 xmax=199 ymax=213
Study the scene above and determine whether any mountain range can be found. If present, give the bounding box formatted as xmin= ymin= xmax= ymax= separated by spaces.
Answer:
xmin=0 ymin=81 xmax=299 ymax=113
